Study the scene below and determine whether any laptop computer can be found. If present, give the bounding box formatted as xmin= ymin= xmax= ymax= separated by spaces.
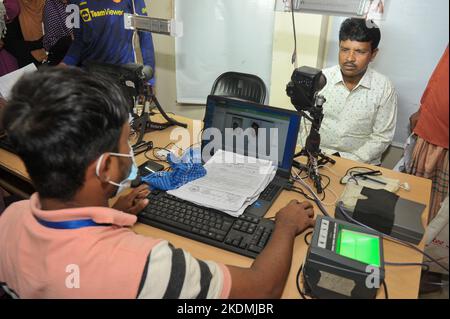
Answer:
xmin=201 ymin=95 xmax=301 ymax=218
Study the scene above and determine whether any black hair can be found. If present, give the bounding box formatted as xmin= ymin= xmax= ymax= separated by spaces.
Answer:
xmin=2 ymin=67 xmax=129 ymax=201
xmin=339 ymin=18 xmax=381 ymax=51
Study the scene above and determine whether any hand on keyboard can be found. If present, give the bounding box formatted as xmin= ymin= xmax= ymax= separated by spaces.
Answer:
xmin=275 ymin=200 xmax=316 ymax=236
xmin=112 ymin=184 xmax=150 ymax=215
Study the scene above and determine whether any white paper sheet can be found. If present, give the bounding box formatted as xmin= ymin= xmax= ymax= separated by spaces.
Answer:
xmin=168 ymin=150 xmax=277 ymax=217
xmin=0 ymin=64 xmax=37 ymax=99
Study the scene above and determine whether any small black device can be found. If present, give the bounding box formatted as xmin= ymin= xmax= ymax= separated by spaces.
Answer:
xmin=286 ymin=66 xmax=335 ymax=194
xmin=138 ymin=160 xmax=165 ymax=178
xmin=303 ymin=216 xmax=385 ymax=299
xmin=139 ymin=190 xmax=275 ymax=258
xmin=132 ymin=141 xmax=154 ymax=156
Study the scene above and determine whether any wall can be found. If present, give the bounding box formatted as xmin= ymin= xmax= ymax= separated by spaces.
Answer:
xmin=269 ymin=12 xmax=329 ymax=109
xmin=146 ymin=0 xmax=205 ymax=120
xmin=147 ymin=1 xmax=329 ymax=119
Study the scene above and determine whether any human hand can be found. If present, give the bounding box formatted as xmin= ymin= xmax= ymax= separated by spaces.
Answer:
xmin=112 ymin=184 xmax=151 ymax=215
xmin=409 ymin=111 xmax=420 ymax=132
xmin=275 ymin=200 xmax=315 ymax=236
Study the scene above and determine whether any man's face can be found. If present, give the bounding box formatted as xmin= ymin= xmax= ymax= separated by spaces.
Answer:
xmin=339 ymin=40 xmax=378 ymax=79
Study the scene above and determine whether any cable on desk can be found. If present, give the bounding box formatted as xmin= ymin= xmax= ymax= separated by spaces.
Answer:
xmin=337 ymin=202 xmax=450 ymax=274
xmin=304 ymin=231 xmax=313 ymax=246
xmin=382 ymin=280 xmax=389 ymax=299
xmin=292 ymin=170 xmax=330 ymax=217
xmin=385 ymin=262 xmax=431 ymax=273
xmin=296 ymin=264 xmax=312 ymax=299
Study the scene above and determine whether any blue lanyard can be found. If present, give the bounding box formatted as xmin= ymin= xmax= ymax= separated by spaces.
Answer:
xmin=36 ymin=217 xmax=110 ymax=230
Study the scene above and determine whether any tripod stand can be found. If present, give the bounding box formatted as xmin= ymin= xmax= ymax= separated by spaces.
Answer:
xmin=132 ymin=82 xmax=188 ymax=149
xmin=294 ymin=95 xmax=335 ymax=194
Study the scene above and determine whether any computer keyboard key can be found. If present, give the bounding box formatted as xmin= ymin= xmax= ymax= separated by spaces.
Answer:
xmin=248 ymin=244 xmax=263 ymax=253
xmin=222 ymin=222 xmax=233 ymax=231
xmin=239 ymin=242 xmax=248 ymax=249
xmin=209 ymin=228 xmax=227 ymax=236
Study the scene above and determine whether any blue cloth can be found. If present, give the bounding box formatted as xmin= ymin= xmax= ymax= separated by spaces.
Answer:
xmin=142 ymin=148 xmax=206 ymax=191
xmin=64 ymin=0 xmax=155 ymax=84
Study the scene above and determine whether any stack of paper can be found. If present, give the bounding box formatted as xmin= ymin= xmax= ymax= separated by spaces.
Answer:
xmin=168 ymin=150 xmax=276 ymax=217
xmin=0 ymin=64 xmax=37 ymax=99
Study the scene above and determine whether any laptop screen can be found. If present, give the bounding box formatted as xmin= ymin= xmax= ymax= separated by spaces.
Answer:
xmin=202 ymin=96 xmax=301 ymax=173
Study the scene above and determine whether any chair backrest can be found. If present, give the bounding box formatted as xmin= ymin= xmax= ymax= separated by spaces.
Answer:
xmin=210 ymin=72 xmax=267 ymax=104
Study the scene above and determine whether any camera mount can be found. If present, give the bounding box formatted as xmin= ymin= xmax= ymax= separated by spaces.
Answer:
xmin=286 ymin=66 xmax=336 ymax=194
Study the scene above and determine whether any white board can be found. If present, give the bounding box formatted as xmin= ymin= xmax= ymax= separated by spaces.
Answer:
xmin=175 ymin=0 xmax=276 ymax=104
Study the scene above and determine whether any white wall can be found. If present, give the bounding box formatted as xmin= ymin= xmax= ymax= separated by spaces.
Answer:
xmin=324 ymin=0 xmax=449 ymax=146
xmin=270 ymin=13 xmax=329 ymax=109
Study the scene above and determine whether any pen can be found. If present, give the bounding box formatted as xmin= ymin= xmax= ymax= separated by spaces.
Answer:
xmin=353 ymin=170 xmax=382 ymax=178
xmin=360 ymin=175 xmax=387 ymax=185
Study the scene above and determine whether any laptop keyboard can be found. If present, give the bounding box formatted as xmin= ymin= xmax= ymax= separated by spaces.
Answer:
xmin=139 ymin=190 xmax=275 ymax=258
xmin=259 ymin=183 xmax=282 ymax=202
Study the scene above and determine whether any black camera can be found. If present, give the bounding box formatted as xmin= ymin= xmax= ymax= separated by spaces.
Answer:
xmin=286 ymin=66 xmax=335 ymax=194
xmin=286 ymin=66 xmax=327 ymax=112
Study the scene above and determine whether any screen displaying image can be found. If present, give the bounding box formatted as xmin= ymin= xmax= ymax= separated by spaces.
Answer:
xmin=335 ymin=228 xmax=381 ymax=267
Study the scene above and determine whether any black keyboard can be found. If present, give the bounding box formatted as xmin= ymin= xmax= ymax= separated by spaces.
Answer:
xmin=259 ymin=183 xmax=282 ymax=201
xmin=139 ymin=190 xmax=275 ymax=258
xmin=0 ymin=135 xmax=16 ymax=154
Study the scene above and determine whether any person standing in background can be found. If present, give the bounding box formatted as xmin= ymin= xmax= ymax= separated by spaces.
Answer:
xmin=0 ymin=0 xmax=19 ymax=76
xmin=43 ymin=0 xmax=73 ymax=66
xmin=62 ymin=0 xmax=155 ymax=84
xmin=409 ymin=46 xmax=449 ymax=222
xmin=2 ymin=0 xmax=47 ymax=67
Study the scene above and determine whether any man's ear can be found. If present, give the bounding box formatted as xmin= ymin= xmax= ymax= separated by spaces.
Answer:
xmin=90 ymin=153 xmax=113 ymax=183
xmin=371 ymin=48 xmax=379 ymax=62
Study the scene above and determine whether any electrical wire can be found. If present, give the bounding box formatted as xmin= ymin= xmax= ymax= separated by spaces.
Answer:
xmin=304 ymin=231 xmax=313 ymax=246
xmin=296 ymin=264 xmax=312 ymax=299
xmin=385 ymin=262 xmax=430 ymax=273
xmin=292 ymin=169 xmax=330 ymax=217
xmin=382 ymin=280 xmax=389 ymax=299
xmin=290 ymin=0 xmax=298 ymax=68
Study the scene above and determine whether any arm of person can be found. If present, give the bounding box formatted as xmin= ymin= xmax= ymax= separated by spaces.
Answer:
xmin=343 ymin=83 xmax=398 ymax=165
xmin=227 ymin=200 xmax=315 ymax=299
xmin=137 ymin=200 xmax=315 ymax=299
xmin=409 ymin=111 xmax=420 ymax=133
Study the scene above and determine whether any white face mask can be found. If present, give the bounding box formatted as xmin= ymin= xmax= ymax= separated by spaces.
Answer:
xmin=95 ymin=145 xmax=138 ymax=196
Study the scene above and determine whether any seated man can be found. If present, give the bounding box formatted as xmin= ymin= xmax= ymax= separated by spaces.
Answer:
xmin=299 ymin=18 xmax=398 ymax=165
xmin=0 ymin=67 xmax=315 ymax=299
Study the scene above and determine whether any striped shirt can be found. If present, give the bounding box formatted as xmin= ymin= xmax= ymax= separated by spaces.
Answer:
xmin=0 ymin=194 xmax=231 ymax=299
xmin=138 ymin=241 xmax=231 ymax=299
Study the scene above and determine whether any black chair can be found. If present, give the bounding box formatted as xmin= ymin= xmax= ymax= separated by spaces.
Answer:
xmin=210 ymin=72 xmax=267 ymax=104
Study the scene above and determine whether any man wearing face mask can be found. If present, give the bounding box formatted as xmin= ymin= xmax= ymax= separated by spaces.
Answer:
xmin=0 ymin=67 xmax=315 ymax=299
